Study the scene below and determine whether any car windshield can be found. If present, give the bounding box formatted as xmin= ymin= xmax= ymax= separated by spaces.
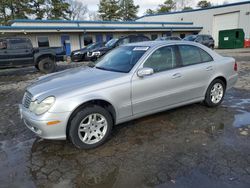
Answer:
xmin=95 ymin=46 xmax=149 ymax=73
xmin=184 ymin=35 xmax=197 ymax=41
xmin=86 ymin=43 xmax=99 ymax=50
xmin=105 ymin=38 xmax=118 ymax=48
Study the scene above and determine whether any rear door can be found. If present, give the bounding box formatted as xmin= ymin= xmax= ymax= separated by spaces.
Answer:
xmin=8 ymin=38 xmax=34 ymax=66
xmin=175 ymin=44 xmax=215 ymax=100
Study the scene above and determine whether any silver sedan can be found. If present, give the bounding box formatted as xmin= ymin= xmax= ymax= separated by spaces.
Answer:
xmin=19 ymin=41 xmax=238 ymax=149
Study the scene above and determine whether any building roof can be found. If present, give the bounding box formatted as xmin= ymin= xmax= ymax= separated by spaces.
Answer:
xmin=0 ymin=19 xmax=203 ymax=33
xmin=9 ymin=19 xmax=193 ymax=25
xmin=136 ymin=1 xmax=250 ymax=20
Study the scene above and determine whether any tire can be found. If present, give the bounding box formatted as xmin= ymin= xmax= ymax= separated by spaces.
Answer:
xmin=204 ymin=79 xmax=226 ymax=107
xmin=38 ymin=58 xmax=56 ymax=74
xmin=69 ymin=105 xmax=113 ymax=149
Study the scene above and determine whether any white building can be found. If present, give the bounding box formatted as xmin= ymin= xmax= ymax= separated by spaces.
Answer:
xmin=0 ymin=20 xmax=202 ymax=55
xmin=137 ymin=1 xmax=250 ymax=46
xmin=0 ymin=1 xmax=249 ymax=54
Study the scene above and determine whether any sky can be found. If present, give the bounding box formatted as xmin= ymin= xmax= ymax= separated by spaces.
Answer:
xmin=78 ymin=0 xmax=250 ymax=16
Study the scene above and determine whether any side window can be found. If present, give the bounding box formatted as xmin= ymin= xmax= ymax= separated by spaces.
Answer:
xmin=9 ymin=39 xmax=31 ymax=49
xmin=118 ymin=38 xmax=130 ymax=45
xmin=144 ymin=46 xmax=177 ymax=73
xmin=38 ymin=36 xmax=49 ymax=47
xmin=196 ymin=36 xmax=202 ymax=42
xmin=203 ymin=35 xmax=209 ymax=41
xmin=199 ymin=48 xmax=213 ymax=62
xmin=151 ymin=34 xmax=158 ymax=40
xmin=179 ymin=45 xmax=202 ymax=66
xmin=179 ymin=45 xmax=213 ymax=66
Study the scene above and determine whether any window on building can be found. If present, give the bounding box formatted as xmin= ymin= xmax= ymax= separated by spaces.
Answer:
xmin=180 ymin=33 xmax=186 ymax=39
xmin=38 ymin=36 xmax=49 ymax=47
xmin=84 ymin=35 xmax=93 ymax=46
xmin=0 ymin=40 xmax=7 ymax=50
xmin=144 ymin=46 xmax=177 ymax=73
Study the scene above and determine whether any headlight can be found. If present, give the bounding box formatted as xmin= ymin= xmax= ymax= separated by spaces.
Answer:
xmin=92 ymin=51 xmax=101 ymax=57
xmin=29 ymin=96 xmax=55 ymax=115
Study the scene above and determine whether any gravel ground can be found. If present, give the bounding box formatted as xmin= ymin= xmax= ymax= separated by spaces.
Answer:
xmin=0 ymin=53 xmax=249 ymax=188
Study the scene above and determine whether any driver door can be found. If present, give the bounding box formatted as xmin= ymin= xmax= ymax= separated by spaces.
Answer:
xmin=131 ymin=45 xmax=184 ymax=115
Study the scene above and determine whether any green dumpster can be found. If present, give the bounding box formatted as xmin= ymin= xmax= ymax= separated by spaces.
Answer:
xmin=218 ymin=29 xmax=245 ymax=49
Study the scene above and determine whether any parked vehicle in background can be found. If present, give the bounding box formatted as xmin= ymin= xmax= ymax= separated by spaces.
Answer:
xmin=71 ymin=42 xmax=105 ymax=62
xmin=19 ymin=41 xmax=238 ymax=149
xmin=87 ymin=35 xmax=150 ymax=61
xmin=155 ymin=36 xmax=182 ymax=41
xmin=183 ymin=34 xmax=215 ymax=49
xmin=0 ymin=38 xmax=66 ymax=73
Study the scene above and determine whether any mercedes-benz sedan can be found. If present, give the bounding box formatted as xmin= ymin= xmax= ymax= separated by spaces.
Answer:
xmin=19 ymin=41 xmax=238 ymax=149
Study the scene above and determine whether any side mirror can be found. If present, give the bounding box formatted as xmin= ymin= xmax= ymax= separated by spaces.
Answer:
xmin=137 ymin=67 xmax=154 ymax=77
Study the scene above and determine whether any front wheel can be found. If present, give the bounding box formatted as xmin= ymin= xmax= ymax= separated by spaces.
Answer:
xmin=38 ymin=58 xmax=56 ymax=74
xmin=204 ymin=79 xmax=226 ymax=107
xmin=69 ymin=105 xmax=113 ymax=149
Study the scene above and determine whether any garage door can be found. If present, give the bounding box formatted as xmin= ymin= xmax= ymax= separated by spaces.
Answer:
xmin=213 ymin=12 xmax=239 ymax=47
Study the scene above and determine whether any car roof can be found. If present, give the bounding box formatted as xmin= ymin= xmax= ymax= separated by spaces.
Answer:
xmin=124 ymin=40 xmax=198 ymax=47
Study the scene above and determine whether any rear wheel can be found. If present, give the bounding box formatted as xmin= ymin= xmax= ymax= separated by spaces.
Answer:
xmin=69 ymin=105 xmax=113 ymax=149
xmin=204 ymin=79 xmax=226 ymax=107
xmin=38 ymin=58 xmax=56 ymax=74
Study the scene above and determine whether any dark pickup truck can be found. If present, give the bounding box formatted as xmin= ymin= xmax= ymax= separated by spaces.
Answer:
xmin=0 ymin=38 xmax=66 ymax=73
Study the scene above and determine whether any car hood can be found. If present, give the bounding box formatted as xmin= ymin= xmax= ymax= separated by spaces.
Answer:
xmin=72 ymin=47 xmax=87 ymax=54
xmin=27 ymin=67 xmax=125 ymax=101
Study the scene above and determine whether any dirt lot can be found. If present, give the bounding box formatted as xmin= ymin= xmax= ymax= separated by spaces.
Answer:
xmin=0 ymin=51 xmax=250 ymax=188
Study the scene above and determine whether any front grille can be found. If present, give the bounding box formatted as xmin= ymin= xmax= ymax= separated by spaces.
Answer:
xmin=23 ymin=91 xmax=33 ymax=108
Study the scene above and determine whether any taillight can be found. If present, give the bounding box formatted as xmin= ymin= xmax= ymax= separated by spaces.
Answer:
xmin=234 ymin=62 xmax=238 ymax=71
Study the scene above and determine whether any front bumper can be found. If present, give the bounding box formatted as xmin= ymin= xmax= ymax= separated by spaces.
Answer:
xmin=19 ymin=104 xmax=69 ymax=140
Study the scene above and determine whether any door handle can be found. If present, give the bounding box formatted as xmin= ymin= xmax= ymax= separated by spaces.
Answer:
xmin=172 ymin=73 xmax=182 ymax=79
xmin=205 ymin=66 xmax=213 ymax=71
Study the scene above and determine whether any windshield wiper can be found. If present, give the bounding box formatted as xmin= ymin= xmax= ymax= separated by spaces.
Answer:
xmin=95 ymin=66 xmax=111 ymax=71
xmin=95 ymin=66 xmax=126 ymax=73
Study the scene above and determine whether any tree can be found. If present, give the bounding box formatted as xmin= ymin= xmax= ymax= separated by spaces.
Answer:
xmin=67 ymin=0 xmax=88 ymax=20
xmin=145 ymin=9 xmax=155 ymax=15
xmin=182 ymin=6 xmax=193 ymax=10
xmin=47 ymin=0 xmax=70 ymax=20
xmin=98 ymin=0 xmax=121 ymax=21
xmin=29 ymin=0 xmax=47 ymax=20
xmin=197 ymin=0 xmax=211 ymax=8
xmin=119 ymin=0 xmax=139 ymax=21
xmin=0 ymin=1 xmax=10 ymax=25
xmin=176 ymin=0 xmax=193 ymax=10
xmin=157 ymin=0 xmax=176 ymax=13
